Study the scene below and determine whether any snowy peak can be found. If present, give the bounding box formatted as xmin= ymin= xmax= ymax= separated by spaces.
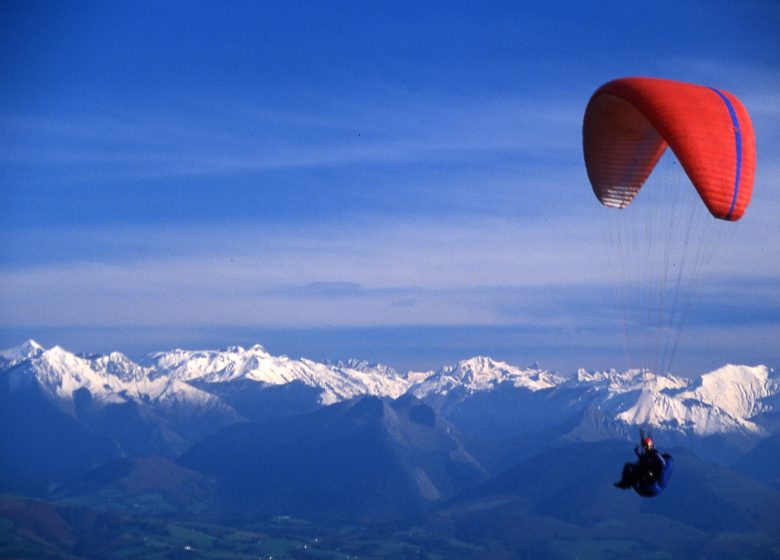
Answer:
xmin=23 ymin=345 xmax=129 ymax=404
xmin=92 ymin=351 xmax=150 ymax=382
xmin=148 ymin=345 xmax=276 ymax=383
xmin=593 ymin=366 xmax=778 ymax=436
xmin=614 ymin=388 xmax=760 ymax=436
xmin=411 ymin=356 xmax=564 ymax=398
xmin=33 ymin=346 xmax=164 ymax=404
xmin=2 ymin=343 xmax=236 ymax=419
xmin=682 ymin=365 xmax=778 ymax=421
xmin=328 ymin=358 xmax=399 ymax=378
xmin=574 ymin=368 xmax=688 ymax=394
xmin=150 ymin=345 xmax=412 ymax=405
xmin=1 ymin=341 xmax=412 ymax=409
xmin=0 ymin=339 xmax=44 ymax=367
xmin=2 ymin=340 xmax=778 ymax=440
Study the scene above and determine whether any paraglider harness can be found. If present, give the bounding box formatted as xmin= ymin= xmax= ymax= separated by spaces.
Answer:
xmin=619 ymin=429 xmax=674 ymax=497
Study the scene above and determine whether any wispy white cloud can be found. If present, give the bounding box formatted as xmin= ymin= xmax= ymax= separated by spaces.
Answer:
xmin=0 ymin=90 xmax=581 ymax=180
xmin=1 ymin=204 xmax=776 ymax=330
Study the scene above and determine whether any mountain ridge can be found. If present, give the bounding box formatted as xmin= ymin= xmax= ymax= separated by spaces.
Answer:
xmin=1 ymin=339 xmax=779 ymax=551
xmin=2 ymin=340 xmax=778 ymax=442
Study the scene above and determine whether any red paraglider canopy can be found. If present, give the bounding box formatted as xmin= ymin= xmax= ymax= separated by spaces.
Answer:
xmin=583 ymin=77 xmax=755 ymax=221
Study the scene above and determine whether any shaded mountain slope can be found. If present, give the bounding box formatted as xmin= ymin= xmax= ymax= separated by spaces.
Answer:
xmin=0 ymin=368 xmax=121 ymax=493
xmin=54 ymin=456 xmax=218 ymax=517
xmin=431 ymin=440 xmax=780 ymax=558
xmin=180 ymin=395 xmax=488 ymax=520
xmin=732 ymin=432 xmax=780 ymax=490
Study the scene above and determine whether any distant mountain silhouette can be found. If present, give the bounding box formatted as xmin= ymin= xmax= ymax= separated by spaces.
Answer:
xmin=433 ymin=440 xmax=780 ymax=558
xmin=188 ymin=378 xmax=323 ymax=423
xmin=0 ymin=366 xmax=120 ymax=493
xmin=56 ymin=456 xmax=219 ymax=517
xmin=2 ymin=340 xmax=780 ymax=556
xmin=180 ymin=395 xmax=489 ymax=520
xmin=733 ymin=433 xmax=780 ymax=490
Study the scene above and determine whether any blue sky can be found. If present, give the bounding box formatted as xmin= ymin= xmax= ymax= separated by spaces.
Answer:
xmin=1 ymin=1 xmax=778 ymax=375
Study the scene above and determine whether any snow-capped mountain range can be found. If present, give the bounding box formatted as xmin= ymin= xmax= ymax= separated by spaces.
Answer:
xmin=0 ymin=340 xmax=236 ymax=418
xmin=1 ymin=340 xmax=778 ymax=440
xmin=146 ymin=344 xmax=413 ymax=405
xmin=567 ymin=365 xmax=780 ymax=436
xmin=410 ymin=356 xmax=564 ymax=398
